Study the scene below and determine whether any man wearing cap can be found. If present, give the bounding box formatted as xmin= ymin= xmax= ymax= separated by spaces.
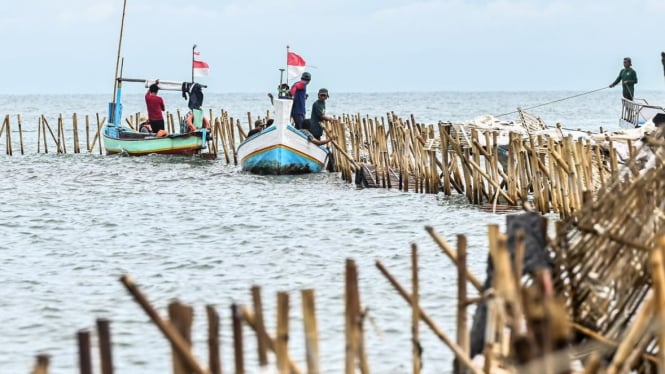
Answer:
xmin=289 ymin=72 xmax=311 ymax=129
xmin=609 ymin=57 xmax=638 ymax=100
xmin=310 ymin=88 xmax=333 ymax=140
xmin=247 ymin=119 xmax=265 ymax=138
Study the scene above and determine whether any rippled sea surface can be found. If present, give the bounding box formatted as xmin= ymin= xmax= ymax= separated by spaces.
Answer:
xmin=1 ymin=90 xmax=663 ymax=373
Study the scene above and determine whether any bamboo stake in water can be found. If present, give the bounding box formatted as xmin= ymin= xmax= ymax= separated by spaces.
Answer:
xmin=119 ymin=275 xmax=207 ymax=374
xmin=301 ymin=289 xmax=320 ymax=374
xmin=77 ymin=329 xmax=92 ymax=374
xmin=375 ymin=260 xmax=482 ymax=374
xmin=206 ymin=305 xmax=222 ymax=374
xmin=73 ymin=113 xmax=80 ymax=153
xmin=241 ymin=306 xmax=303 ymax=374
xmin=425 ymin=226 xmax=483 ymax=292
xmin=169 ymin=301 xmax=194 ymax=374
xmin=2 ymin=115 xmax=11 ymax=155
xmin=455 ymin=235 xmax=469 ymax=374
xmin=251 ymin=285 xmax=269 ymax=367
xmin=37 ymin=116 xmax=42 ymax=153
xmin=17 ymin=114 xmax=24 ymax=155
xmin=31 ymin=354 xmax=50 ymax=374
xmin=411 ymin=244 xmax=421 ymax=374
xmin=96 ymin=318 xmax=114 ymax=374
xmin=232 ymin=303 xmax=245 ymax=374
xmin=276 ymin=292 xmax=290 ymax=374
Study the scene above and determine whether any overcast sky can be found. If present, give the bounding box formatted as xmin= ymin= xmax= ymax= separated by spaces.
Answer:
xmin=2 ymin=0 xmax=665 ymax=94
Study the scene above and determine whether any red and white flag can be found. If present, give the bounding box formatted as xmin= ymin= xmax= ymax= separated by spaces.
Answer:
xmin=287 ymin=51 xmax=306 ymax=81
xmin=193 ymin=50 xmax=209 ymax=76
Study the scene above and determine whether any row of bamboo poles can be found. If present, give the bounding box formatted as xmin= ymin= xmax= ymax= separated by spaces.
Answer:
xmin=1 ymin=110 xmax=630 ymax=219
xmin=29 ymin=218 xmax=665 ymax=373
xmin=24 ymin=224 xmax=507 ymax=374
xmin=26 ymin=240 xmax=459 ymax=374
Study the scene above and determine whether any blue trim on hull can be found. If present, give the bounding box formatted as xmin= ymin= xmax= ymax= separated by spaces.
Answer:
xmin=242 ymin=146 xmax=324 ymax=175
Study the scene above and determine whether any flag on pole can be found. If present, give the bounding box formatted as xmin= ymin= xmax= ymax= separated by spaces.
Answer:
xmin=193 ymin=50 xmax=209 ymax=76
xmin=287 ymin=51 xmax=306 ymax=81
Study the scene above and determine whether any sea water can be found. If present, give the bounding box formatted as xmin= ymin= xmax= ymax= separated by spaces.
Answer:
xmin=1 ymin=90 xmax=663 ymax=373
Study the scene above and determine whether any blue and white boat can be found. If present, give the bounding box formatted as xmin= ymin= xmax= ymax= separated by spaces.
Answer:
xmin=237 ymin=98 xmax=330 ymax=174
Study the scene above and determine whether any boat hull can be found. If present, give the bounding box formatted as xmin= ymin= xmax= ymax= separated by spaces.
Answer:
xmin=103 ymin=126 xmax=207 ymax=156
xmin=237 ymin=124 xmax=329 ymax=175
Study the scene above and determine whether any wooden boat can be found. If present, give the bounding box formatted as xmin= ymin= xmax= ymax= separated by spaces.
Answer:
xmin=104 ymin=0 xmax=210 ymax=157
xmin=104 ymin=79 xmax=210 ymax=156
xmin=237 ymin=98 xmax=330 ymax=174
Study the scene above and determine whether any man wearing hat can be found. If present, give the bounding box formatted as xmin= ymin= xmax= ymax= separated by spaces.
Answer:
xmin=310 ymin=88 xmax=333 ymax=140
xmin=289 ymin=72 xmax=311 ymax=129
xmin=247 ymin=119 xmax=265 ymax=137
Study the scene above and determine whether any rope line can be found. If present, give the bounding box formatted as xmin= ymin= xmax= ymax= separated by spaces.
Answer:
xmin=495 ymin=86 xmax=609 ymax=117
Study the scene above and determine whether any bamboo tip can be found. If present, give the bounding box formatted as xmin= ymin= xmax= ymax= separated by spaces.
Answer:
xmin=119 ymin=273 xmax=133 ymax=286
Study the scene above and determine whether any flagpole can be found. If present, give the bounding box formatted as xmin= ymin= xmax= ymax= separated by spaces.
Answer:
xmin=192 ymin=44 xmax=197 ymax=83
xmin=286 ymin=45 xmax=290 ymax=86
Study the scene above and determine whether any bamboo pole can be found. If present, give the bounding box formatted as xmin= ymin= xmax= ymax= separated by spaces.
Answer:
xmin=652 ymin=234 xmax=665 ymax=371
xmin=206 ymin=305 xmax=222 ymax=374
xmin=241 ymin=307 xmax=303 ymax=374
xmin=375 ymin=260 xmax=482 ymax=374
xmin=425 ymin=226 xmax=483 ymax=292
xmin=85 ymin=115 xmax=90 ymax=152
xmin=31 ymin=354 xmax=50 ymax=374
xmin=251 ymin=285 xmax=269 ymax=367
xmin=345 ymin=259 xmax=360 ymax=374
xmin=58 ymin=114 xmax=67 ymax=154
xmin=119 ymin=275 xmax=207 ymax=374
xmin=605 ymin=297 xmax=655 ymax=374
xmin=169 ymin=301 xmax=194 ymax=374
xmin=17 ymin=114 xmax=24 ymax=155
xmin=37 ymin=116 xmax=42 ymax=153
xmin=439 ymin=123 xmax=452 ymax=195
xmin=455 ymin=235 xmax=469 ymax=374
xmin=412 ymin=244 xmax=421 ymax=374
xmin=77 ymin=329 xmax=93 ymax=374
xmin=301 ymin=289 xmax=320 ymax=374
xmin=275 ymin=292 xmax=290 ymax=374
xmin=232 ymin=303 xmax=245 ymax=374
xmin=4 ymin=114 xmax=11 ymax=155
xmin=97 ymin=318 xmax=114 ymax=374
xmin=73 ymin=113 xmax=80 ymax=153
xmin=324 ymin=124 xmax=359 ymax=171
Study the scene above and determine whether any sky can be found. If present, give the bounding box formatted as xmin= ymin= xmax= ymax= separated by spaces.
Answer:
xmin=2 ymin=0 xmax=665 ymax=94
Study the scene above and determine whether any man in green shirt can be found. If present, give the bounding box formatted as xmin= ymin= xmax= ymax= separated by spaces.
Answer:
xmin=609 ymin=57 xmax=638 ymax=100
xmin=310 ymin=88 xmax=333 ymax=140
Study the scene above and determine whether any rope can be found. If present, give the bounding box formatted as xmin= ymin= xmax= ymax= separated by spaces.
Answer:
xmin=495 ymin=86 xmax=609 ymax=117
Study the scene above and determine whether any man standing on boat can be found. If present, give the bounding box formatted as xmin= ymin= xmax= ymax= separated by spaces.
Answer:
xmin=145 ymin=80 xmax=166 ymax=133
xmin=609 ymin=57 xmax=638 ymax=100
xmin=290 ymin=72 xmax=311 ymax=129
xmin=310 ymin=88 xmax=333 ymax=140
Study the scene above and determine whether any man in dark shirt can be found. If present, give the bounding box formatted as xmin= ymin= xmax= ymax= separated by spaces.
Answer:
xmin=310 ymin=88 xmax=333 ymax=140
xmin=289 ymin=72 xmax=311 ymax=129
xmin=247 ymin=120 xmax=264 ymax=137
xmin=145 ymin=81 xmax=166 ymax=133
xmin=609 ymin=57 xmax=638 ymax=100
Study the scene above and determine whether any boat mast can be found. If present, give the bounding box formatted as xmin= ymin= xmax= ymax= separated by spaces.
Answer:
xmin=112 ymin=0 xmax=128 ymax=104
